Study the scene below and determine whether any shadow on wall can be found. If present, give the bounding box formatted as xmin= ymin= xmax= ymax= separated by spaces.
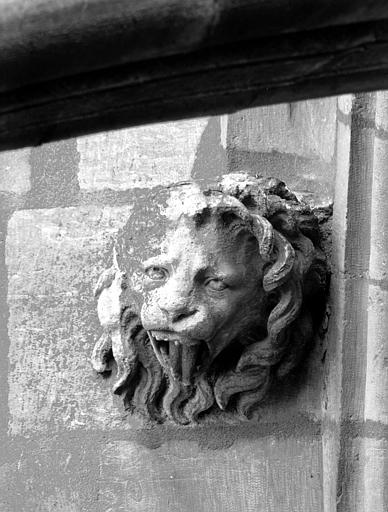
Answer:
xmin=191 ymin=117 xmax=227 ymax=183
xmin=192 ymin=104 xmax=336 ymax=206
xmin=226 ymin=149 xmax=334 ymax=205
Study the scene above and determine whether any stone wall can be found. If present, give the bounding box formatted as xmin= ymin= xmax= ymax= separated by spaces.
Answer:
xmin=1 ymin=99 xmax=340 ymax=511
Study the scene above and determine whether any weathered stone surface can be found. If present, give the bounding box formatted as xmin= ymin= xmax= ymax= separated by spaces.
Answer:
xmin=327 ymin=92 xmax=388 ymax=512
xmin=367 ymin=109 xmax=388 ymax=425
xmin=227 ymin=98 xmax=337 ymax=205
xmin=0 ymin=435 xmax=100 ymax=512
xmin=331 ymin=95 xmax=352 ymax=273
xmin=365 ymin=286 xmax=388 ymax=425
xmin=5 ymin=96 xmax=387 ymax=512
xmin=98 ymin=437 xmax=322 ymax=512
xmin=77 ymin=119 xmax=209 ymax=190
xmin=93 ymin=175 xmax=328 ymax=425
xmin=0 ymin=148 xmax=31 ymax=194
xmin=27 ymin=139 xmax=80 ymax=209
xmin=0 ymin=432 xmax=323 ymax=512
xmin=229 ymin=100 xmax=337 ymax=161
xmin=362 ymin=438 xmax=388 ymax=512
xmin=6 ymin=206 xmax=133 ymax=434
xmin=6 ymin=192 xmax=327 ymax=438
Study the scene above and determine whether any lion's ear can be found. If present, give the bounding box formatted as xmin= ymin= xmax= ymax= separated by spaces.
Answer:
xmin=94 ymin=242 xmax=129 ymax=299
xmin=94 ymin=267 xmax=117 ymax=298
xmin=91 ymin=331 xmax=112 ymax=373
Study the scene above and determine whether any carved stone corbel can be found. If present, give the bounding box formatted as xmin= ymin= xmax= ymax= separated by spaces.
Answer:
xmin=92 ymin=173 xmax=328 ymax=424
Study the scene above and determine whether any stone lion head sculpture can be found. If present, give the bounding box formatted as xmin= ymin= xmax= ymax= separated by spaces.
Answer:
xmin=92 ymin=173 xmax=327 ymax=425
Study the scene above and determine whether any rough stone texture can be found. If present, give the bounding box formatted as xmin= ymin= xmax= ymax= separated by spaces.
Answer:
xmin=2 ymin=98 xmax=384 ymax=511
xmin=0 ymin=435 xmax=101 ymax=512
xmin=228 ymin=101 xmax=336 ymax=161
xmin=367 ymin=100 xmax=388 ymax=426
xmin=6 ymin=200 xmax=327 ymax=436
xmin=0 ymin=148 xmax=31 ymax=194
xmin=227 ymin=98 xmax=337 ymax=205
xmin=27 ymin=139 xmax=80 ymax=209
xmin=327 ymin=92 xmax=388 ymax=512
xmin=366 ymin=285 xmax=388 ymax=425
xmin=0 ymin=431 xmax=323 ymax=512
xmin=321 ymin=95 xmax=352 ymax=512
xmin=6 ymin=206 xmax=133 ymax=434
xmin=92 ymin=175 xmax=328 ymax=425
xmin=77 ymin=119 xmax=209 ymax=190
xmin=98 ymin=437 xmax=322 ymax=512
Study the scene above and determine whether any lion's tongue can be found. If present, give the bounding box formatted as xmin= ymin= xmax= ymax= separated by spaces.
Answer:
xmin=182 ymin=345 xmax=200 ymax=385
xmin=169 ymin=342 xmax=199 ymax=385
xmin=169 ymin=341 xmax=181 ymax=380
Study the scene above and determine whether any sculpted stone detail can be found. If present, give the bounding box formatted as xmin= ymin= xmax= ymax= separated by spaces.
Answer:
xmin=92 ymin=174 xmax=327 ymax=424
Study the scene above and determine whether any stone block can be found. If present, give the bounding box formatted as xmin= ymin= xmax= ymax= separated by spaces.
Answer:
xmin=228 ymin=99 xmax=337 ymax=162
xmin=98 ymin=437 xmax=322 ymax=512
xmin=227 ymin=98 xmax=338 ymax=205
xmin=0 ymin=435 xmax=99 ymax=512
xmin=6 ymin=205 xmax=133 ymax=434
xmin=369 ymin=135 xmax=388 ymax=281
xmin=362 ymin=438 xmax=388 ymax=512
xmin=0 ymin=148 xmax=31 ymax=194
xmin=365 ymin=285 xmax=388 ymax=424
xmin=332 ymin=98 xmax=351 ymax=274
xmin=77 ymin=119 xmax=209 ymax=190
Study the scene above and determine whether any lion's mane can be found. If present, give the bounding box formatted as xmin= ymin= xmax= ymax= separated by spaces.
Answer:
xmin=92 ymin=174 xmax=327 ymax=424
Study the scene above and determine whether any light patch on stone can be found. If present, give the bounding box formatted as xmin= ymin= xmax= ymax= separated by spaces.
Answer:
xmin=161 ymin=182 xmax=204 ymax=221
xmin=0 ymin=148 xmax=31 ymax=194
xmin=77 ymin=119 xmax=209 ymax=191
xmin=6 ymin=205 xmax=133 ymax=434
xmin=338 ymin=94 xmax=353 ymax=116
xmin=220 ymin=114 xmax=228 ymax=149
xmin=161 ymin=182 xmax=242 ymax=222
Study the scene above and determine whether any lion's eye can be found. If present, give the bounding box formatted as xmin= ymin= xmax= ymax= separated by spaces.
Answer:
xmin=144 ymin=266 xmax=168 ymax=281
xmin=206 ymin=278 xmax=228 ymax=291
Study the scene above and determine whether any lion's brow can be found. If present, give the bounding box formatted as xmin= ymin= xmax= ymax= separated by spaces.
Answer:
xmin=141 ymin=255 xmax=171 ymax=269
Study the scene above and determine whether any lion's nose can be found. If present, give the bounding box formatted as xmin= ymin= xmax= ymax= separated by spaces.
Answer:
xmin=159 ymin=296 xmax=197 ymax=324
xmin=161 ymin=304 xmax=197 ymax=324
xmin=170 ymin=306 xmax=198 ymax=324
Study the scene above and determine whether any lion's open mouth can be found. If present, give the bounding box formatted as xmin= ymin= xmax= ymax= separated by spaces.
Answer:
xmin=147 ymin=330 xmax=209 ymax=385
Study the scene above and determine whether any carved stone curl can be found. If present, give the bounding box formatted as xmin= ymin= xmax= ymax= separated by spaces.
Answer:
xmin=92 ymin=173 xmax=327 ymax=424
